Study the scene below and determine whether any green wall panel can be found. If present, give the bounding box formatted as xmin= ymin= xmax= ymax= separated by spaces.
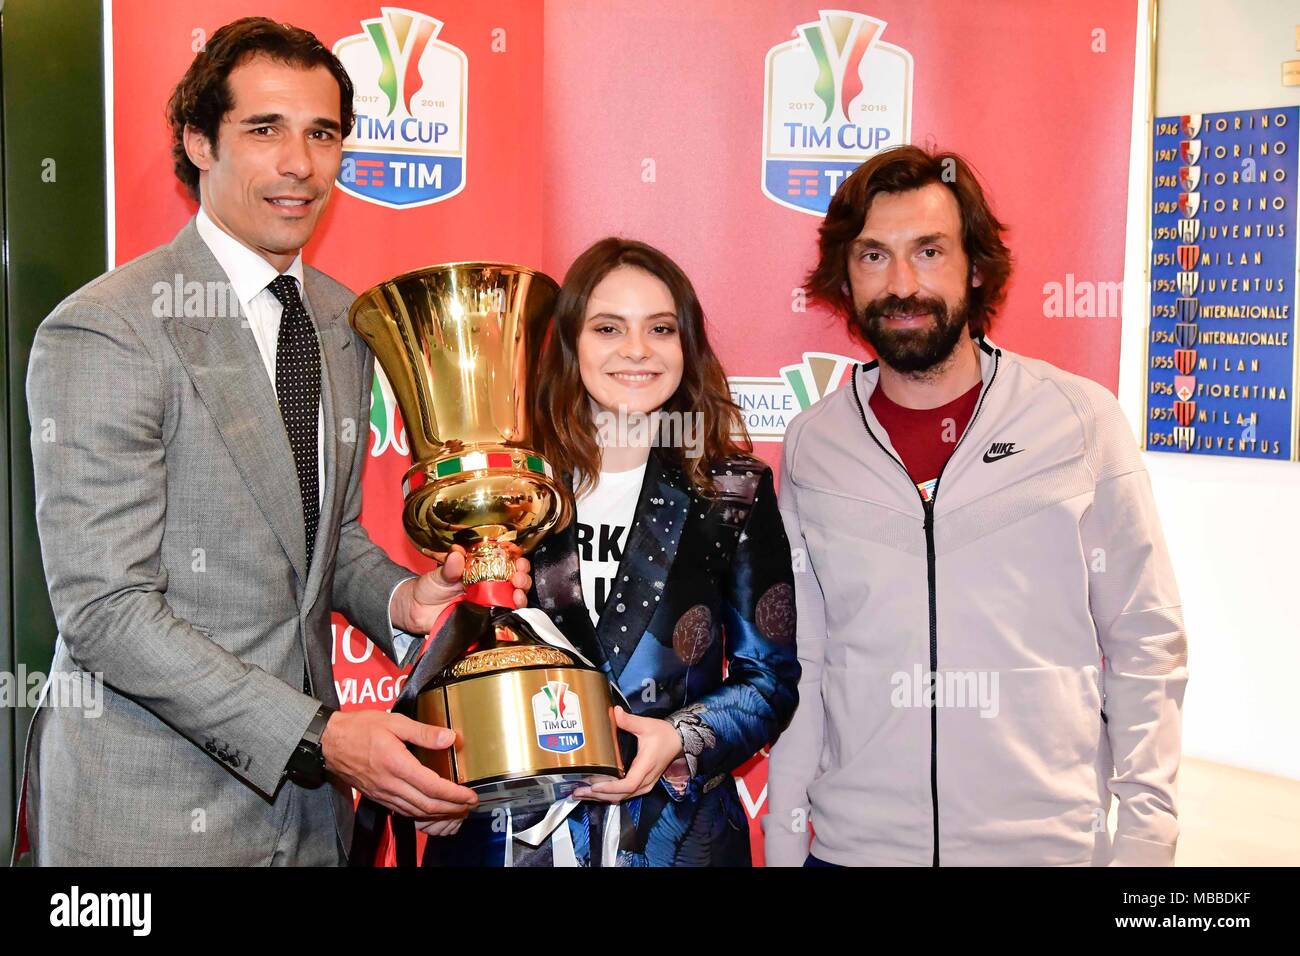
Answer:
xmin=2 ymin=0 xmax=108 ymax=864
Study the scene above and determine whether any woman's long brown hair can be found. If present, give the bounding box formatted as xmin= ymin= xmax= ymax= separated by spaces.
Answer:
xmin=531 ymin=237 xmax=752 ymax=497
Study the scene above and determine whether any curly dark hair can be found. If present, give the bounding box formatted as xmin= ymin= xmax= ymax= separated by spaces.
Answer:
xmin=165 ymin=17 xmax=355 ymax=201
xmin=805 ymin=145 xmax=1012 ymax=337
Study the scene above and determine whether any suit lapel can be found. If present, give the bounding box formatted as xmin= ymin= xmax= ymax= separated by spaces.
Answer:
xmin=300 ymin=273 xmax=353 ymax=610
xmin=163 ymin=220 xmax=351 ymax=599
xmin=592 ymin=450 xmax=692 ymax=683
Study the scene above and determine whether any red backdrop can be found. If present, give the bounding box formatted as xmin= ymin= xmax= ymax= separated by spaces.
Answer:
xmin=110 ymin=0 xmax=1138 ymax=865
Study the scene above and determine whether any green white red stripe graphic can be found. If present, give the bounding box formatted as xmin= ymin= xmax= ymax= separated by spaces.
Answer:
xmin=434 ymin=451 xmax=552 ymax=479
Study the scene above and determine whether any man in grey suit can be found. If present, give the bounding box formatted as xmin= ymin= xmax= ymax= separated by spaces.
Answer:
xmin=18 ymin=17 xmax=528 ymax=865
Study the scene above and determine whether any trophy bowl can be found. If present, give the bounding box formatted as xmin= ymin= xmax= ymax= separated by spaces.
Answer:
xmin=349 ymin=262 xmax=623 ymax=812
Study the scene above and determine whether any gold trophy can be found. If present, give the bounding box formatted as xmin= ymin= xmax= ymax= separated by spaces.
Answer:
xmin=349 ymin=263 xmax=623 ymax=813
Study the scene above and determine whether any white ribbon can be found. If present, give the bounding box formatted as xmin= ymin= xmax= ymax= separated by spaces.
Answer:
xmin=502 ymin=609 xmax=627 ymax=868
xmin=509 ymin=798 xmax=620 ymax=868
xmin=510 ymin=608 xmax=602 ymax=669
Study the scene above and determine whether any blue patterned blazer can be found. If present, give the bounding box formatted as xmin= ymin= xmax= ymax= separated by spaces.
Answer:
xmin=427 ymin=449 xmax=799 ymax=866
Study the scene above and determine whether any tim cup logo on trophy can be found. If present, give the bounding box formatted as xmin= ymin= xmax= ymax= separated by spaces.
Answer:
xmin=349 ymin=263 xmax=624 ymax=812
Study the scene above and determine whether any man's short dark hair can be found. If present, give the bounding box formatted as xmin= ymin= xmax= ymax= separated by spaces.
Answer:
xmin=805 ymin=144 xmax=1013 ymax=337
xmin=165 ymin=17 xmax=355 ymax=201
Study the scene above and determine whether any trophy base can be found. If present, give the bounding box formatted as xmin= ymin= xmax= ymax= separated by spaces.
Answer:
xmin=469 ymin=769 xmax=619 ymax=814
xmin=415 ymin=664 xmax=623 ymax=813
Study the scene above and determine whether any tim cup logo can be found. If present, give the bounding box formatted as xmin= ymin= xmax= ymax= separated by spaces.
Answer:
xmin=762 ymin=9 xmax=912 ymax=215
xmin=333 ymin=8 xmax=468 ymax=208
xmin=532 ymin=681 xmax=585 ymax=754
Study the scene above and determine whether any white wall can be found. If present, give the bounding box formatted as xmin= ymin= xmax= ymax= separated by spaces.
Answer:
xmin=1118 ymin=0 xmax=1300 ymax=780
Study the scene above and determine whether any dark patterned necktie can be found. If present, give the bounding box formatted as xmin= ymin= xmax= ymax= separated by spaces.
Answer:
xmin=267 ymin=274 xmax=321 ymax=572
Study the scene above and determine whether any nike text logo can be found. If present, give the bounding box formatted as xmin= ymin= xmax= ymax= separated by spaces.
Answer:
xmin=983 ymin=442 xmax=1024 ymax=463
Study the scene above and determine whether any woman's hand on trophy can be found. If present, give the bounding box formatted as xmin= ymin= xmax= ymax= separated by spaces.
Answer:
xmin=389 ymin=546 xmax=532 ymax=634
xmin=571 ymin=706 xmax=686 ymax=803
xmin=321 ymin=710 xmax=478 ymax=819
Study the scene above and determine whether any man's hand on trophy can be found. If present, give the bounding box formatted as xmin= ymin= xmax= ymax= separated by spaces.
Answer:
xmin=389 ymin=545 xmax=532 ymax=634
xmin=321 ymin=710 xmax=478 ymax=819
xmin=415 ymin=817 xmax=464 ymax=836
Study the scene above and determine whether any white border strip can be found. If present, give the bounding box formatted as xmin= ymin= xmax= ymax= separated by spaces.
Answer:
xmin=1118 ymin=0 xmax=1154 ymax=440
xmin=1291 ymin=110 xmax=1300 ymax=458
xmin=102 ymin=0 xmax=115 ymax=269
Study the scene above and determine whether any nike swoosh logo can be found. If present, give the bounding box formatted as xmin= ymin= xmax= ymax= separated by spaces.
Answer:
xmin=982 ymin=449 xmax=1024 ymax=463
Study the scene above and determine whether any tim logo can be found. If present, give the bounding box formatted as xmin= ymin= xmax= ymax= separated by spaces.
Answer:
xmin=333 ymin=8 xmax=468 ymax=208
xmin=532 ymin=681 xmax=585 ymax=754
xmin=762 ymin=9 xmax=913 ymax=214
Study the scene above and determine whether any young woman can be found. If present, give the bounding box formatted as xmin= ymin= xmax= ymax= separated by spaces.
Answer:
xmin=427 ymin=238 xmax=799 ymax=866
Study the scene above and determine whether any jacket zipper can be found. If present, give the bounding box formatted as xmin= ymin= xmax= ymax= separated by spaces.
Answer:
xmin=850 ymin=346 xmax=1001 ymax=867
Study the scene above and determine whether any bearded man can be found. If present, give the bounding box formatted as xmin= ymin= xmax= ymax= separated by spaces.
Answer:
xmin=764 ymin=145 xmax=1187 ymax=867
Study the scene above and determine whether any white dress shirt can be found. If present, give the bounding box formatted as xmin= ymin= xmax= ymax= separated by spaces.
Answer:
xmin=195 ymin=207 xmax=324 ymax=509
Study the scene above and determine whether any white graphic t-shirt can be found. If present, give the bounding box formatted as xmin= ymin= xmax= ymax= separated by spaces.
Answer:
xmin=574 ymin=464 xmax=647 ymax=627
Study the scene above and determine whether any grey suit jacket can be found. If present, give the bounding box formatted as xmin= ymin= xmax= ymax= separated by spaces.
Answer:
xmin=18 ymin=218 xmax=417 ymax=865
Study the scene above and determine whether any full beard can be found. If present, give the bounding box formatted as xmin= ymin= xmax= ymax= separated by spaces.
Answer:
xmin=851 ymin=292 xmax=974 ymax=376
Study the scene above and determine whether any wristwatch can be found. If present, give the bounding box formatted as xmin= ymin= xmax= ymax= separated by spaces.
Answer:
xmin=286 ymin=704 xmax=335 ymax=787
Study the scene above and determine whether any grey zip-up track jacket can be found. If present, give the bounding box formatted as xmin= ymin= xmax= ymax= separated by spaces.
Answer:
xmin=765 ymin=339 xmax=1187 ymax=866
